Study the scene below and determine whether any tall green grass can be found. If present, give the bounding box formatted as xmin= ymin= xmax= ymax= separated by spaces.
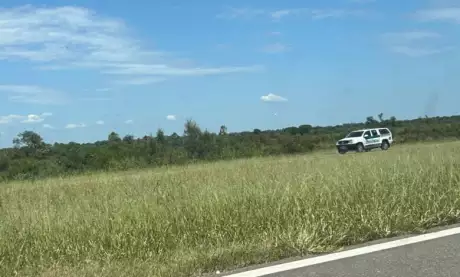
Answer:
xmin=1 ymin=142 xmax=460 ymax=277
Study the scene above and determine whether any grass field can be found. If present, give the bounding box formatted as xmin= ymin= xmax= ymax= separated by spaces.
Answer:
xmin=1 ymin=141 xmax=460 ymax=277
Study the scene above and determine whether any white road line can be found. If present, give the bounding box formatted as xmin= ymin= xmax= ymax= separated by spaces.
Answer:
xmin=224 ymin=226 xmax=460 ymax=277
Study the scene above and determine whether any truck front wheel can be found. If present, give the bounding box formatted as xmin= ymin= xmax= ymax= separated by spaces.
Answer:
xmin=356 ymin=143 xmax=364 ymax=153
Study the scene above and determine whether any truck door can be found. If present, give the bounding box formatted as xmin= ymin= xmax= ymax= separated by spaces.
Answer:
xmin=370 ymin=129 xmax=381 ymax=147
xmin=363 ymin=130 xmax=372 ymax=147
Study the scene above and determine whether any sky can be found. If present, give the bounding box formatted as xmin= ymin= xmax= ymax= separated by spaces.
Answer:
xmin=0 ymin=0 xmax=459 ymax=146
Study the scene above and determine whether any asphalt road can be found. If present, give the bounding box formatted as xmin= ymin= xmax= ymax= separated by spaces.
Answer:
xmin=222 ymin=225 xmax=460 ymax=277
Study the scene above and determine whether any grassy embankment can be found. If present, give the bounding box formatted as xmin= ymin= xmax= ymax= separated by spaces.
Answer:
xmin=1 ymin=141 xmax=460 ymax=277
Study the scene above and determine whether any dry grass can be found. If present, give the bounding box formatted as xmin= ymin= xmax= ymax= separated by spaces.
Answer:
xmin=1 ymin=142 xmax=460 ymax=277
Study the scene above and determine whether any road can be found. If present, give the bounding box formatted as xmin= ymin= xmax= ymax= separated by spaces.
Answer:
xmin=222 ymin=225 xmax=460 ymax=277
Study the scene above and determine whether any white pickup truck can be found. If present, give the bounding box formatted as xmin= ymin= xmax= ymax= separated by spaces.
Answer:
xmin=336 ymin=128 xmax=393 ymax=154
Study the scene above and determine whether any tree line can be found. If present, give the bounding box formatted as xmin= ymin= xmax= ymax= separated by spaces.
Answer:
xmin=0 ymin=113 xmax=459 ymax=182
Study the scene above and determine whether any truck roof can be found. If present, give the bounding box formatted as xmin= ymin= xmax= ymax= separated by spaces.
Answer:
xmin=350 ymin=128 xmax=390 ymax=132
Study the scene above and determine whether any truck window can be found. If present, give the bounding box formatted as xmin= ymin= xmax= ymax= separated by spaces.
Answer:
xmin=379 ymin=128 xmax=390 ymax=135
xmin=346 ymin=131 xmax=364 ymax=138
xmin=363 ymin=131 xmax=371 ymax=138
xmin=371 ymin=130 xmax=378 ymax=137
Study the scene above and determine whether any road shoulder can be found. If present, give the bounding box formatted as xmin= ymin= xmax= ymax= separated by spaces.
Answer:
xmin=216 ymin=222 xmax=460 ymax=277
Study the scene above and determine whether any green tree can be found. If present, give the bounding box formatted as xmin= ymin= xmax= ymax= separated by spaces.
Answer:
xmin=219 ymin=125 xmax=227 ymax=135
xmin=389 ymin=116 xmax=397 ymax=126
xmin=13 ymin=131 xmax=44 ymax=149
xmin=12 ymin=131 xmax=48 ymax=158
xmin=184 ymin=119 xmax=213 ymax=160
xmin=108 ymin=132 xmax=121 ymax=142
xmin=156 ymin=129 xmax=166 ymax=145
xmin=366 ymin=116 xmax=378 ymax=125
xmin=298 ymin=124 xmax=312 ymax=135
xmin=123 ymin=135 xmax=134 ymax=143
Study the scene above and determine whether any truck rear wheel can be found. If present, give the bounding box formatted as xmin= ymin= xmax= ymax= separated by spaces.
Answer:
xmin=381 ymin=140 xmax=390 ymax=151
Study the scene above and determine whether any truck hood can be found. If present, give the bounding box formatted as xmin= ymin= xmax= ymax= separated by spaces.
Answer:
xmin=337 ymin=138 xmax=355 ymax=144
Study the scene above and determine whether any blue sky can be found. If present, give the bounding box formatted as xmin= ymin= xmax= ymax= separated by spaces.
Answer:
xmin=0 ymin=0 xmax=459 ymax=146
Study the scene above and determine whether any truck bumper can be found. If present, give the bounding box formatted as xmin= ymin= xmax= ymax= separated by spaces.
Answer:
xmin=336 ymin=143 xmax=359 ymax=152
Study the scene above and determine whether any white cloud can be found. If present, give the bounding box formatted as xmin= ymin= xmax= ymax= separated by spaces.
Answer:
xmin=124 ymin=119 xmax=133 ymax=124
xmin=381 ymin=31 xmax=442 ymax=42
xmin=261 ymin=93 xmax=288 ymax=102
xmin=262 ymin=43 xmax=289 ymax=53
xmin=166 ymin=115 xmax=176 ymax=120
xmin=0 ymin=114 xmax=23 ymax=124
xmin=43 ymin=124 xmax=54 ymax=129
xmin=95 ymin=88 xmax=111 ymax=92
xmin=21 ymin=114 xmax=44 ymax=123
xmin=389 ymin=46 xmax=452 ymax=57
xmin=427 ymin=0 xmax=460 ymax=8
xmin=0 ymin=112 xmax=52 ymax=124
xmin=65 ymin=123 xmax=86 ymax=129
xmin=96 ymin=120 xmax=104 ymax=125
xmin=270 ymin=9 xmax=299 ymax=20
xmin=350 ymin=0 xmax=376 ymax=3
xmin=0 ymin=5 xmax=261 ymax=81
xmin=380 ymin=31 xmax=451 ymax=57
xmin=0 ymin=85 xmax=68 ymax=104
xmin=308 ymin=9 xmax=367 ymax=20
xmin=218 ymin=7 xmax=368 ymax=21
xmin=102 ymin=64 xmax=263 ymax=76
xmin=114 ymin=77 xmax=166 ymax=85
xmin=414 ymin=7 xmax=460 ymax=23
xmin=216 ymin=7 xmax=266 ymax=19
xmin=79 ymin=97 xmax=111 ymax=101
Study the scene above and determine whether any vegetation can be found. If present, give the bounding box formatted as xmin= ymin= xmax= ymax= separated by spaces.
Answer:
xmin=1 ymin=141 xmax=460 ymax=277
xmin=1 ymin=113 xmax=460 ymax=182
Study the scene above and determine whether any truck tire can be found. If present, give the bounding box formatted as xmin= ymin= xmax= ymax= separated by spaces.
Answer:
xmin=381 ymin=140 xmax=390 ymax=151
xmin=356 ymin=143 xmax=364 ymax=153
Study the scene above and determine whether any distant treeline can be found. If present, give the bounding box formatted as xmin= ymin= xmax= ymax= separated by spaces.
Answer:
xmin=1 ymin=113 xmax=459 ymax=182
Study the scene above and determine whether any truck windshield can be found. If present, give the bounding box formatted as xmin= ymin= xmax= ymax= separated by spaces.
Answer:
xmin=346 ymin=131 xmax=363 ymax=138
